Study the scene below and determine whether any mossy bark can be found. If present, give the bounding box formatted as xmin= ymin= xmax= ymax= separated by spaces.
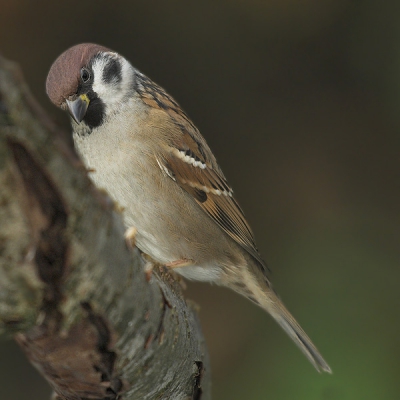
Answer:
xmin=0 ymin=55 xmax=210 ymax=400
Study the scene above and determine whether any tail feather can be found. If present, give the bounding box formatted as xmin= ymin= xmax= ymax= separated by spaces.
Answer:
xmin=271 ymin=303 xmax=332 ymax=373
xmin=236 ymin=271 xmax=331 ymax=373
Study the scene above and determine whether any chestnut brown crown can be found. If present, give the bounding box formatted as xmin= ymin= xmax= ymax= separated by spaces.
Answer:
xmin=46 ymin=43 xmax=109 ymax=107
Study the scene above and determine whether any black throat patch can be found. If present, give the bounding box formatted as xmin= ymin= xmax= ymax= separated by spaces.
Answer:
xmin=82 ymin=89 xmax=106 ymax=130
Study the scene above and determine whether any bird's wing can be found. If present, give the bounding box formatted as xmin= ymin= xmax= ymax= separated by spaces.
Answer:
xmin=136 ymin=72 xmax=267 ymax=271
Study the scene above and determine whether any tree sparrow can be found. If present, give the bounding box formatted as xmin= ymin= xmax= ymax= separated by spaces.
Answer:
xmin=46 ymin=43 xmax=331 ymax=373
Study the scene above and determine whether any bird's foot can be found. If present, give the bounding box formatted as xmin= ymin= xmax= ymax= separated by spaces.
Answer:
xmin=124 ymin=226 xmax=138 ymax=249
xmin=165 ymin=258 xmax=194 ymax=269
xmin=141 ymin=255 xmax=191 ymax=288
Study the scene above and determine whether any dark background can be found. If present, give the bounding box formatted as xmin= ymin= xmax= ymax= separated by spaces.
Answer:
xmin=1 ymin=1 xmax=399 ymax=399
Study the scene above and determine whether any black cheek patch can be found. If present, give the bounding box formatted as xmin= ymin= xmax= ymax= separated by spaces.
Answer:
xmin=102 ymin=59 xmax=122 ymax=84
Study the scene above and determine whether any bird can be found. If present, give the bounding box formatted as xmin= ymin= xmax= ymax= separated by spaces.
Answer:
xmin=46 ymin=43 xmax=331 ymax=373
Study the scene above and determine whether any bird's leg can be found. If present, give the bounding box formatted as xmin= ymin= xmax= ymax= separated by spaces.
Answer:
xmin=133 ymin=252 xmax=155 ymax=282
xmin=125 ymin=223 xmax=192 ymax=287
xmin=162 ymin=259 xmax=192 ymax=289
xmin=125 ymin=227 xmax=157 ymax=282
xmin=124 ymin=226 xmax=138 ymax=249
xmin=164 ymin=258 xmax=194 ymax=269
xmin=142 ymin=256 xmax=192 ymax=287
xmin=162 ymin=259 xmax=193 ymax=289
xmin=144 ymin=260 xmax=155 ymax=282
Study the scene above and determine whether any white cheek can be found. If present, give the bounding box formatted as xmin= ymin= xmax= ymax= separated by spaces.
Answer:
xmin=91 ymin=59 xmax=108 ymax=97
xmin=91 ymin=56 xmax=133 ymax=111
xmin=92 ymin=67 xmax=119 ymax=104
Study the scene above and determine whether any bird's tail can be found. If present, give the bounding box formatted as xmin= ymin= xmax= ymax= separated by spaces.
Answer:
xmin=266 ymin=294 xmax=332 ymax=373
xmin=234 ymin=270 xmax=331 ymax=373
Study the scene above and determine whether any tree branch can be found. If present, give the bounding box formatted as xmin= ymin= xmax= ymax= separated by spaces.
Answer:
xmin=0 ymin=55 xmax=210 ymax=400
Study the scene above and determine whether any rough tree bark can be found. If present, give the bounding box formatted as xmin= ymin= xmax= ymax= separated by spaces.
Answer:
xmin=0 ymin=55 xmax=210 ymax=400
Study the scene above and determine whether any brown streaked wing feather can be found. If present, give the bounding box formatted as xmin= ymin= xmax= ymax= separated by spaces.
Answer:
xmin=136 ymin=72 xmax=267 ymax=270
xmin=159 ymin=141 xmax=266 ymax=269
xmin=136 ymin=72 xmax=222 ymax=170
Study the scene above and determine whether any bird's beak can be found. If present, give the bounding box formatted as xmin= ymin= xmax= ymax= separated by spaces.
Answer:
xmin=66 ymin=94 xmax=90 ymax=123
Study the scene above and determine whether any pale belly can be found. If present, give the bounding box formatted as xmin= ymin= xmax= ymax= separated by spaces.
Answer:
xmin=73 ymin=128 xmax=243 ymax=282
xmin=84 ymin=150 xmax=229 ymax=281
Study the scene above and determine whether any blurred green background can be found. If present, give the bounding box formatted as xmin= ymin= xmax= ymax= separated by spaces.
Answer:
xmin=1 ymin=1 xmax=399 ymax=399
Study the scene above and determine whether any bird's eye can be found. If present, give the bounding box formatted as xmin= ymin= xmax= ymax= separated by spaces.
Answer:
xmin=80 ymin=68 xmax=91 ymax=83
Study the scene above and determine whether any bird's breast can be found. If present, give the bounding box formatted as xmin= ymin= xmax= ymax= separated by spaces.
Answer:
xmin=72 ymin=119 xmax=239 ymax=279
